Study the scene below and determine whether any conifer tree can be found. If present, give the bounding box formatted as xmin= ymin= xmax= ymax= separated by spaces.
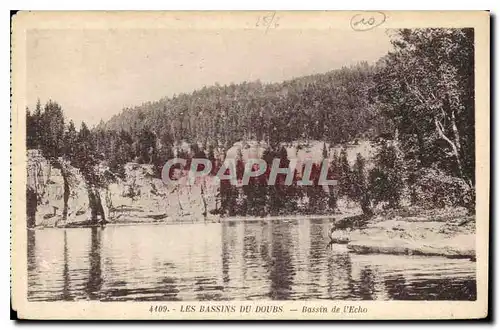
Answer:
xmin=368 ymin=142 xmax=404 ymax=209
xmin=63 ymin=120 xmax=78 ymax=160
xmin=338 ymin=148 xmax=351 ymax=198
xmin=352 ymin=153 xmax=372 ymax=215
xmin=327 ymin=151 xmax=340 ymax=211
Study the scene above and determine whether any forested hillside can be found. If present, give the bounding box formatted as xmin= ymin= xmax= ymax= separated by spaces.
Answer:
xmin=102 ymin=61 xmax=388 ymax=146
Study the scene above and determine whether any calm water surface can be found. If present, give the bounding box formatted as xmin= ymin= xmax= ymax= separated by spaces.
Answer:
xmin=27 ymin=219 xmax=476 ymax=301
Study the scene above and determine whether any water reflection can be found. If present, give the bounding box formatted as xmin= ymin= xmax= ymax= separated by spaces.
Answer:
xmin=269 ymin=221 xmax=294 ymax=300
xmin=62 ymin=230 xmax=71 ymax=300
xmin=358 ymin=268 xmax=375 ymax=300
xmin=27 ymin=219 xmax=476 ymax=301
xmin=86 ymin=227 xmax=102 ymax=300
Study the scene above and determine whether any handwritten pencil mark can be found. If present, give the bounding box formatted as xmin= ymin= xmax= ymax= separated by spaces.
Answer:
xmin=350 ymin=11 xmax=386 ymax=31
xmin=256 ymin=12 xmax=280 ymax=33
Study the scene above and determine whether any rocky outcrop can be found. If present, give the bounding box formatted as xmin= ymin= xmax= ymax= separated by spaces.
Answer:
xmin=26 ymin=150 xmax=220 ymax=228
xmin=108 ymin=163 xmax=220 ymax=223
xmin=344 ymin=208 xmax=475 ymax=259
xmin=27 ymin=150 xmax=90 ymax=227
xmin=225 ymin=140 xmax=269 ymax=161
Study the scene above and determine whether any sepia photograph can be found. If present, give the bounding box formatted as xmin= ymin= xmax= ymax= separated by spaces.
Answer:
xmin=10 ymin=11 xmax=490 ymax=320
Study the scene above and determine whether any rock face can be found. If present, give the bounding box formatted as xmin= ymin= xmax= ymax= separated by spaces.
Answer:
xmin=225 ymin=140 xmax=270 ymax=161
xmin=26 ymin=150 xmax=221 ymax=228
xmin=27 ymin=150 xmax=90 ymax=227
xmin=108 ymin=163 xmax=220 ymax=223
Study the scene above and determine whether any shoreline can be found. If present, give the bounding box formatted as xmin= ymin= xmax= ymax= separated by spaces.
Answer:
xmin=32 ymin=207 xmax=368 ymax=229
xmin=30 ymin=207 xmax=475 ymax=261
xmin=31 ymin=212 xmax=358 ymax=229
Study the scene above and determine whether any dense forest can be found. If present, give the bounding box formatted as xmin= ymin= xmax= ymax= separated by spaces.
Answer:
xmin=26 ymin=28 xmax=476 ymax=219
xmin=102 ymin=61 xmax=387 ymax=144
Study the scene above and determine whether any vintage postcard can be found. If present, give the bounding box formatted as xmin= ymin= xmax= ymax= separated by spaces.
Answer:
xmin=11 ymin=11 xmax=490 ymax=320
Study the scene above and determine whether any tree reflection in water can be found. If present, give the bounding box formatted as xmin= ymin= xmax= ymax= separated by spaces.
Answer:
xmin=85 ymin=227 xmax=102 ymax=300
xmin=269 ymin=221 xmax=294 ymax=300
xmin=61 ymin=230 xmax=73 ymax=300
xmin=27 ymin=220 xmax=476 ymax=301
xmin=358 ymin=267 xmax=375 ymax=300
xmin=384 ymin=274 xmax=476 ymax=300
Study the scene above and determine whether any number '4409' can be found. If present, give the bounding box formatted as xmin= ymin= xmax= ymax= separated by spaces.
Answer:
xmin=149 ymin=305 xmax=170 ymax=313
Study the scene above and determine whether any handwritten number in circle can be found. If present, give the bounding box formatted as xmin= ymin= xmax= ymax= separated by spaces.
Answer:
xmin=350 ymin=12 xmax=386 ymax=32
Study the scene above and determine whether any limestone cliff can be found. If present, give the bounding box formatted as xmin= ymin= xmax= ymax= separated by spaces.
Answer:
xmin=26 ymin=150 xmax=220 ymax=228
xmin=27 ymin=150 xmax=90 ymax=227
xmin=108 ymin=163 xmax=220 ymax=223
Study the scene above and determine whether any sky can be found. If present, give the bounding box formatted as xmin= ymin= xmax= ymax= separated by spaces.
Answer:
xmin=26 ymin=28 xmax=393 ymax=126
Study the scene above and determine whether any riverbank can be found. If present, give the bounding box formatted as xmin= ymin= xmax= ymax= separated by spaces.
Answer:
xmin=345 ymin=206 xmax=475 ymax=260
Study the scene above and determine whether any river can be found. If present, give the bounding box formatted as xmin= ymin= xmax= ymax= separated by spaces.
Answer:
xmin=27 ymin=219 xmax=476 ymax=301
